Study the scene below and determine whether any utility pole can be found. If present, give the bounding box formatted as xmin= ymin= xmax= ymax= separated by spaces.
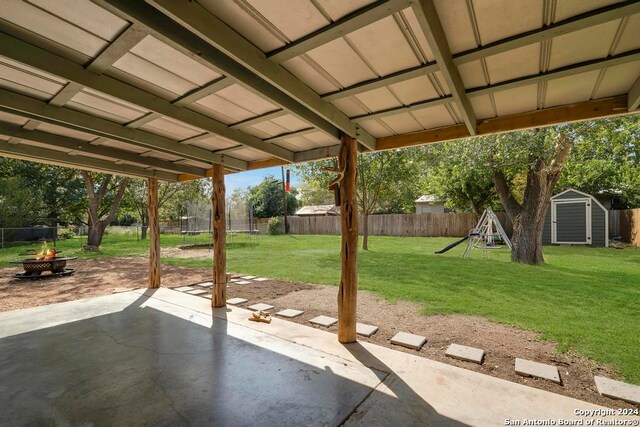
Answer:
xmin=281 ymin=166 xmax=288 ymax=234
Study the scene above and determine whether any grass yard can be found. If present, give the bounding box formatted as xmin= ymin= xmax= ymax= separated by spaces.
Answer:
xmin=1 ymin=233 xmax=638 ymax=384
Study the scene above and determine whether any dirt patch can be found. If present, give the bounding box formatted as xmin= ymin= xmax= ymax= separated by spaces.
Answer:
xmin=0 ymin=256 xmax=635 ymax=409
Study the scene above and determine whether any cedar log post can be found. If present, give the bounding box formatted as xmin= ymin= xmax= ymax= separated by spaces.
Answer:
xmin=147 ymin=177 xmax=160 ymax=288
xmin=338 ymin=135 xmax=358 ymax=343
xmin=212 ymin=163 xmax=227 ymax=307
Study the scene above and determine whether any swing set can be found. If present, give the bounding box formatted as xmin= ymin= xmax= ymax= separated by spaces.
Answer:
xmin=435 ymin=209 xmax=512 ymax=258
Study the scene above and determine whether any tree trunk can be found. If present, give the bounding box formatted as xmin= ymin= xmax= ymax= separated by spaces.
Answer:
xmin=87 ymin=223 xmax=106 ymax=247
xmin=362 ymin=212 xmax=369 ymax=250
xmin=140 ymin=213 xmax=149 ymax=240
xmin=510 ymin=207 xmax=547 ymax=264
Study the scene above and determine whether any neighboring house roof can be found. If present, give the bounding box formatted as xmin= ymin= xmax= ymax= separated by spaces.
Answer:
xmin=295 ymin=205 xmax=339 ymax=216
xmin=415 ymin=195 xmax=443 ymax=204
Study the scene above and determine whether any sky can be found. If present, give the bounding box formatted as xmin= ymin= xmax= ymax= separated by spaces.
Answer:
xmin=225 ymin=166 xmax=301 ymax=194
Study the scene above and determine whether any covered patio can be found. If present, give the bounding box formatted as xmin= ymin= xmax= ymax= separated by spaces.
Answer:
xmin=1 ymin=0 xmax=639 ymax=424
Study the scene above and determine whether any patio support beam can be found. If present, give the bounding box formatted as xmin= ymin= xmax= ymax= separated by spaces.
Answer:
xmin=266 ymin=0 xmax=411 ymax=63
xmin=211 ymin=163 xmax=226 ymax=307
xmin=337 ymin=134 xmax=358 ymax=343
xmin=148 ymin=177 xmax=161 ymax=288
xmin=412 ymin=0 xmax=476 ymax=135
xmin=629 ymin=76 xmax=640 ymax=111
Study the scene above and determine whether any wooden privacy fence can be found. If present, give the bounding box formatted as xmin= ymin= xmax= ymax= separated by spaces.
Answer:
xmin=274 ymin=212 xmax=513 ymax=238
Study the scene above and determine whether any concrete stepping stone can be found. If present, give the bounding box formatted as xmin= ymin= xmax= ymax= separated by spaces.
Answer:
xmin=445 ymin=344 xmax=485 ymax=364
xmin=247 ymin=303 xmax=274 ymax=312
xmin=203 ymin=295 xmax=211 ymax=299
xmin=227 ymin=297 xmax=248 ymax=305
xmin=254 ymin=277 xmax=269 ymax=282
xmin=515 ymin=358 xmax=562 ymax=384
xmin=195 ymin=281 xmax=213 ymax=288
xmin=229 ymin=279 xmax=240 ymax=283
xmin=174 ymin=286 xmax=195 ymax=292
xmin=594 ymin=376 xmax=640 ymax=404
xmin=309 ymin=315 xmax=337 ymax=327
xmin=356 ymin=323 xmax=379 ymax=337
xmin=186 ymin=289 xmax=208 ymax=296
xmin=241 ymin=275 xmax=256 ymax=280
xmin=390 ymin=332 xmax=427 ymax=350
xmin=276 ymin=309 xmax=304 ymax=318
xmin=235 ymin=280 xmax=252 ymax=285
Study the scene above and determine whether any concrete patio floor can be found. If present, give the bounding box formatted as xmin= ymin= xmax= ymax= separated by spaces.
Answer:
xmin=0 ymin=289 xmax=636 ymax=426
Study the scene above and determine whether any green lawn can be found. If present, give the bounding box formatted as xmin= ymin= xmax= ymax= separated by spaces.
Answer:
xmin=2 ymin=233 xmax=639 ymax=384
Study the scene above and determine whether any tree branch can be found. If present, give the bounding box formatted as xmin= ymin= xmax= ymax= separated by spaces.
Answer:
xmin=492 ymin=169 xmax=522 ymax=217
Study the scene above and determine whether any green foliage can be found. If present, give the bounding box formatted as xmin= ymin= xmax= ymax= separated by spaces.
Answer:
xmin=247 ymin=175 xmax=298 ymax=218
xmin=295 ymin=148 xmax=424 ymax=214
xmin=57 ymin=227 xmax=77 ymax=240
xmin=0 ymin=159 xmax=86 ymax=225
xmin=267 ymin=216 xmax=282 ymax=235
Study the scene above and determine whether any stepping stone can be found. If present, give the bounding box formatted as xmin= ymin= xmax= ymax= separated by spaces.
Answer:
xmin=241 ymin=275 xmax=256 ymax=280
xmin=515 ymin=358 xmax=562 ymax=385
xmin=309 ymin=315 xmax=337 ymax=327
xmin=254 ymin=277 xmax=269 ymax=282
xmin=203 ymin=294 xmax=211 ymax=299
xmin=229 ymin=279 xmax=240 ymax=283
xmin=227 ymin=297 xmax=248 ymax=305
xmin=390 ymin=332 xmax=427 ymax=350
xmin=247 ymin=303 xmax=274 ymax=312
xmin=276 ymin=309 xmax=304 ymax=318
xmin=356 ymin=323 xmax=379 ymax=337
xmin=445 ymin=344 xmax=485 ymax=364
xmin=195 ymin=281 xmax=213 ymax=288
xmin=174 ymin=286 xmax=195 ymax=292
xmin=594 ymin=376 xmax=640 ymax=404
xmin=186 ymin=289 xmax=208 ymax=296
xmin=235 ymin=280 xmax=252 ymax=285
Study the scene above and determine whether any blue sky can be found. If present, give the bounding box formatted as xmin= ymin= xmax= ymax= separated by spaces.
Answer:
xmin=225 ymin=166 xmax=300 ymax=194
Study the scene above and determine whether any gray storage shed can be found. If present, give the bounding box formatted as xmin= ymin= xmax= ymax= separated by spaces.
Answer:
xmin=543 ymin=189 xmax=608 ymax=247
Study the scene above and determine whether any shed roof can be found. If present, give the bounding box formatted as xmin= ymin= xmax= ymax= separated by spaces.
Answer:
xmin=415 ymin=195 xmax=443 ymax=203
xmin=0 ymin=0 xmax=639 ymax=181
xmin=295 ymin=205 xmax=339 ymax=216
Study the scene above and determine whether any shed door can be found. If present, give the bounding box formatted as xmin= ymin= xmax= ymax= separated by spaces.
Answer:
xmin=552 ymin=200 xmax=591 ymax=244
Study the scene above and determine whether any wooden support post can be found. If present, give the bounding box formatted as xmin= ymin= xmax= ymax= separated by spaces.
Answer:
xmin=212 ymin=163 xmax=227 ymax=307
xmin=147 ymin=177 xmax=160 ymax=288
xmin=338 ymin=135 xmax=358 ymax=343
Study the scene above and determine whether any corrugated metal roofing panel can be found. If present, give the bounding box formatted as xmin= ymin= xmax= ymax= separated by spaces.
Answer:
xmin=485 ymin=44 xmax=540 ymax=84
xmin=271 ymin=114 xmax=309 ymax=132
xmin=315 ymin=0 xmax=374 ymax=21
xmin=493 ymin=84 xmax=538 ymax=116
xmin=388 ymin=75 xmax=441 ymax=105
xmin=67 ymin=89 xmax=148 ymax=124
xmin=474 ymin=0 xmax=543 ymax=45
xmin=411 ymin=104 xmax=457 ymax=129
xmin=545 ymin=70 xmax=601 ymax=107
xmin=549 ymin=21 xmax=620 ymax=69
xmin=458 ymin=60 xmax=487 ymax=89
xmin=193 ymin=94 xmax=255 ymax=123
xmin=138 ymin=116 xmax=203 ymax=141
xmin=35 ymin=122 xmax=95 ymax=141
xmin=470 ymin=94 xmax=496 ymax=120
xmin=216 ymin=84 xmax=277 ymax=115
xmin=112 ymin=53 xmax=196 ymax=96
xmin=246 ymin=0 xmax=329 ymax=41
xmin=358 ymin=119 xmax=394 ymax=138
xmin=346 ymin=15 xmax=420 ymax=76
xmin=186 ymin=135 xmax=236 ymax=151
xmin=281 ymin=56 xmax=340 ymax=94
xmin=433 ymin=0 xmax=477 ymax=54
xmin=355 ymin=87 xmax=402 ymax=113
xmin=0 ymin=1 xmax=107 ymax=57
xmin=306 ymin=38 xmax=377 ymax=87
xmin=130 ymin=36 xmax=221 ymax=86
xmin=593 ymin=60 xmax=640 ymax=98
xmin=379 ymin=112 xmax=422 ymax=134
xmin=28 ymin=0 xmax=128 ymax=41
xmin=554 ymin=0 xmax=622 ymax=22
xmin=612 ymin=13 xmax=640 ymax=55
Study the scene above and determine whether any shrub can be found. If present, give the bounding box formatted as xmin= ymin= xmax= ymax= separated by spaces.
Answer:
xmin=268 ymin=217 xmax=282 ymax=235
xmin=57 ymin=227 xmax=76 ymax=240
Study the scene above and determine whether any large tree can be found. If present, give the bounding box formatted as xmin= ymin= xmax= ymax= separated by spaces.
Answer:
xmin=81 ymin=172 xmax=129 ymax=248
xmin=486 ymin=128 xmax=571 ymax=264
xmin=295 ymin=148 xmax=424 ymax=250
xmin=247 ymin=175 xmax=298 ymax=218
xmin=421 ymin=140 xmax=497 ymax=217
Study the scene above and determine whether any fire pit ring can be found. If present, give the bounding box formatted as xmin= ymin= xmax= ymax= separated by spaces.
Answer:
xmin=11 ymin=254 xmax=78 ymax=279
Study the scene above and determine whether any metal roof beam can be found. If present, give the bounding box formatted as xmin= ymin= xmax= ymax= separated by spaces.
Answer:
xmin=0 ymin=32 xmax=293 ymax=162
xmin=229 ymin=110 xmax=288 ymax=129
xmin=0 ymin=140 xmax=177 ymax=181
xmin=131 ymin=0 xmax=376 ymax=149
xmin=323 ymin=0 xmax=640 ymax=101
xmin=350 ymin=49 xmax=640 ymax=122
xmin=267 ymin=0 xmax=411 ymax=63
xmin=411 ymin=0 xmax=476 ymax=135
xmin=172 ymin=77 xmax=234 ymax=107
xmin=87 ymin=24 xmax=149 ymax=74
xmin=0 ymin=88 xmax=248 ymax=171
xmin=0 ymin=122 xmax=208 ymax=177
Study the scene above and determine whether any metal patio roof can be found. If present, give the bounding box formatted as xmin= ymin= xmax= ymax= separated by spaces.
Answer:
xmin=0 ymin=0 xmax=639 ymax=181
